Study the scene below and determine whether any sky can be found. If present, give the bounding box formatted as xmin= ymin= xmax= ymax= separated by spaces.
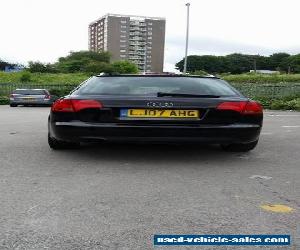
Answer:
xmin=0 ymin=0 xmax=300 ymax=71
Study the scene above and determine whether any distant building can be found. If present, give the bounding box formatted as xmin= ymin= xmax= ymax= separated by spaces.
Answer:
xmin=89 ymin=14 xmax=166 ymax=72
xmin=250 ymin=70 xmax=280 ymax=74
xmin=4 ymin=65 xmax=24 ymax=72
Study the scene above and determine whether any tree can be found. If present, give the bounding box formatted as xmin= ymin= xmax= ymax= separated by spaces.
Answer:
xmin=55 ymin=51 xmax=112 ymax=73
xmin=84 ymin=61 xmax=114 ymax=74
xmin=176 ymin=55 xmax=225 ymax=73
xmin=28 ymin=61 xmax=58 ymax=73
xmin=280 ymin=54 xmax=300 ymax=73
xmin=111 ymin=61 xmax=139 ymax=74
xmin=175 ymin=53 xmax=299 ymax=74
xmin=269 ymin=53 xmax=290 ymax=70
xmin=225 ymin=54 xmax=253 ymax=74
xmin=58 ymin=51 xmax=111 ymax=64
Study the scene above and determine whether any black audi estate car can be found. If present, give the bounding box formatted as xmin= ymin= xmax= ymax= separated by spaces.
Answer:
xmin=48 ymin=74 xmax=263 ymax=151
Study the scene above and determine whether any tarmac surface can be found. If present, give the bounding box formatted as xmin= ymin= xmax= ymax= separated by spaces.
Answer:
xmin=0 ymin=106 xmax=299 ymax=249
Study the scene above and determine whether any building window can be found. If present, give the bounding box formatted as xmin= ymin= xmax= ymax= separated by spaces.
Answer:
xmin=120 ymin=55 xmax=126 ymax=58
xmin=120 ymin=35 xmax=126 ymax=38
xmin=148 ymin=36 xmax=152 ymax=40
xmin=121 ymin=25 xmax=127 ymax=29
xmin=148 ymin=22 xmax=153 ymax=25
xmin=120 ymin=49 xmax=126 ymax=53
xmin=121 ymin=20 xmax=127 ymax=24
xmin=120 ymin=40 xmax=126 ymax=43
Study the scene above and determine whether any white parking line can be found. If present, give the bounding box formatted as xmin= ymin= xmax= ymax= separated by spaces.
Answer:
xmin=267 ymin=114 xmax=300 ymax=117
xmin=249 ymin=175 xmax=272 ymax=180
xmin=282 ymin=125 xmax=300 ymax=128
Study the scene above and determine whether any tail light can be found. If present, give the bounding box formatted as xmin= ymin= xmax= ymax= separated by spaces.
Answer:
xmin=44 ymin=94 xmax=51 ymax=100
xmin=51 ymin=99 xmax=74 ymax=112
xmin=51 ymin=99 xmax=103 ymax=112
xmin=10 ymin=94 xmax=15 ymax=100
xmin=243 ymin=101 xmax=263 ymax=114
xmin=217 ymin=101 xmax=262 ymax=114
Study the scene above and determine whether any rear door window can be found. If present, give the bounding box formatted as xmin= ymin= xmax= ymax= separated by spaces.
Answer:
xmin=74 ymin=77 xmax=239 ymax=96
xmin=13 ymin=90 xmax=46 ymax=95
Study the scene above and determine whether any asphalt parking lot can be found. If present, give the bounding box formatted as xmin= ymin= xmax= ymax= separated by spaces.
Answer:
xmin=0 ymin=105 xmax=299 ymax=250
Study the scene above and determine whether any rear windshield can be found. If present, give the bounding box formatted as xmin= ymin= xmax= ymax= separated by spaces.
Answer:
xmin=73 ymin=77 xmax=239 ymax=96
xmin=13 ymin=89 xmax=46 ymax=95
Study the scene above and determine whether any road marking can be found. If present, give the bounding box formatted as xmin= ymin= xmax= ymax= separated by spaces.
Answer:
xmin=261 ymin=132 xmax=273 ymax=135
xmin=250 ymin=175 xmax=272 ymax=180
xmin=27 ymin=204 xmax=39 ymax=212
xmin=282 ymin=126 xmax=300 ymax=128
xmin=261 ymin=204 xmax=294 ymax=213
xmin=268 ymin=114 xmax=300 ymax=117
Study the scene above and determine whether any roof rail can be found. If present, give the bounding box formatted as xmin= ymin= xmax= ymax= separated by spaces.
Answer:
xmin=96 ymin=72 xmax=121 ymax=77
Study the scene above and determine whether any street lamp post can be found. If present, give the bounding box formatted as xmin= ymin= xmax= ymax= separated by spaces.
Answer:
xmin=183 ymin=2 xmax=190 ymax=74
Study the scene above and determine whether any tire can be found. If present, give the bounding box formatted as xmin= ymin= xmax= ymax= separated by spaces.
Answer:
xmin=221 ymin=140 xmax=258 ymax=152
xmin=48 ymin=133 xmax=80 ymax=150
xmin=10 ymin=104 xmax=17 ymax=107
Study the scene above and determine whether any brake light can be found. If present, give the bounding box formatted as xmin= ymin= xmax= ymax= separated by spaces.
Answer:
xmin=217 ymin=101 xmax=247 ymax=113
xmin=51 ymin=99 xmax=103 ymax=112
xmin=216 ymin=101 xmax=262 ymax=114
xmin=51 ymin=99 xmax=74 ymax=112
xmin=72 ymin=100 xmax=103 ymax=112
xmin=10 ymin=94 xmax=15 ymax=99
xmin=244 ymin=101 xmax=263 ymax=114
xmin=44 ymin=94 xmax=51 ymax=100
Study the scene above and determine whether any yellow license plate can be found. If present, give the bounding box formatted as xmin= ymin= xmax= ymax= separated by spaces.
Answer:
xmin=121 ymin=109 xmax=199 ymax=118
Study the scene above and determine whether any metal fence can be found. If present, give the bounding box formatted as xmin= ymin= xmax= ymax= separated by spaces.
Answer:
xmin=1 ymin=82 xmax=300 ymax=99
xmin=231 ymin=83 xmax=300 ymax=99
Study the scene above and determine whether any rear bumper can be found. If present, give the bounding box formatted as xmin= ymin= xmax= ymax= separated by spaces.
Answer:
xmin=10 ymin=100 xmax=52 ymax=106
xmin=49 ymin=121 xmax=262 ymax=144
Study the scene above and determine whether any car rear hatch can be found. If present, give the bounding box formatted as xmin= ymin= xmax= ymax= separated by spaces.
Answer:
xmin=70 ymin=95 xmax=251 ymax=126
xmin=12 ymin=90 xmax=48 ymax=102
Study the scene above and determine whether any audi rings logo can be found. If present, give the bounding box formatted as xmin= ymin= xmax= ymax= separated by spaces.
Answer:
xmin=146 ymin=101 xmax=174 ymax=108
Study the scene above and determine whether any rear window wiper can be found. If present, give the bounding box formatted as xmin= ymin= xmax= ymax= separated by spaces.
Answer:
xmin=157 ymin=92 xmax=220 ymax=98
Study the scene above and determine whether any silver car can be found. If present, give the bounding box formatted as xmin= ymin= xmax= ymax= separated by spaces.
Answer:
xmin=9 ymin=89 xmax=55 ymax=107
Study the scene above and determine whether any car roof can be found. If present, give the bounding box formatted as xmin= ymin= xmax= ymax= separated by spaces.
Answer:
xmin=95 ymin=73 xmax=219 ymax=79
xmin=15 ymin=88 xmax=47 ymax=90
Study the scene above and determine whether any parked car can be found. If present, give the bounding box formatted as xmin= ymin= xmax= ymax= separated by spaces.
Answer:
xmin=48 ymin=74 xmax=263 ymax=151
xmin=10 ymin=89 xmax=57 ymax=107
